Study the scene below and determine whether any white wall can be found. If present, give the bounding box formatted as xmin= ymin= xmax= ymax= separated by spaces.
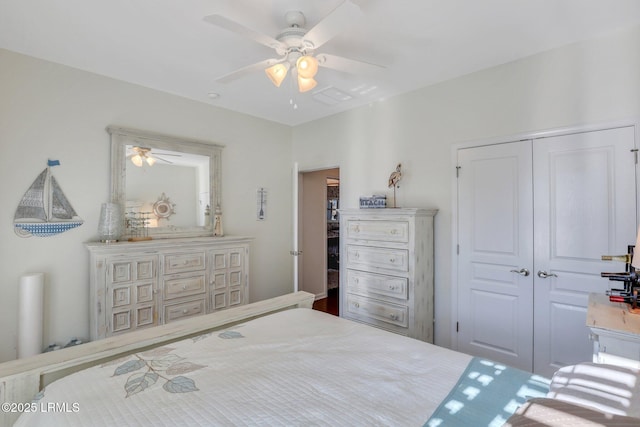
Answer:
xmin=0 ymin=49 xmax=293 ymax=362
xmin=2 ymin=24 xmax=639 ymax=363
xmin=292 ymin=25 xmax=640 ymax=348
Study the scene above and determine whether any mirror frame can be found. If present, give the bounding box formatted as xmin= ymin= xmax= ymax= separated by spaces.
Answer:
xmin=107 ymin=126 xmax=223 ymax=239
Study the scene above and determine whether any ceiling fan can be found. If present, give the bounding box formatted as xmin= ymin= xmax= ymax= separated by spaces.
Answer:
xmin=127 ymin=146 xmax=181 ymax=167
xmin=204 ymin=1 xmax=384 ymax=93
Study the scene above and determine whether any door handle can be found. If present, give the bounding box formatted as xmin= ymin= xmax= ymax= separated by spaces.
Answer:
xmin=510 ymin=268 xmax=530 ymax=276
xmin=537 ymin=270 xmax=558 ymax=279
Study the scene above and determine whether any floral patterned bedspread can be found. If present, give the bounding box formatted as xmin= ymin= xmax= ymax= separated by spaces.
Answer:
xmin=15 ymin=309 xmax=472 ymax=426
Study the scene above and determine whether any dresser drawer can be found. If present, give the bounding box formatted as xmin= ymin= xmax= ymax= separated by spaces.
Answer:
xmin=163 ymin=274 xmax=206 ymax=300
xmin=163 ymin=252 xmax=206 ymax=274
xmin=163 ymin=298 xmax=206 ymax=323
xmin=345 ymin=294 xmax=408 ymax=329
xmin=596 ymin=335 xmax=640 ymax=368
xmin=345 ymin=245 xmax=409 ymax=273
xmin=345 ymin=269 xmax=408 ymax=300
xmin=345 ymin=220 xmax=409 ymax=243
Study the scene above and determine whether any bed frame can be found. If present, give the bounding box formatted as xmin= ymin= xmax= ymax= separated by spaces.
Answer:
xmin=0 ymin=291 xmax=315 ymax=426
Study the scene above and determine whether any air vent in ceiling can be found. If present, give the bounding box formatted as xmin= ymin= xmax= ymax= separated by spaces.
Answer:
xmin=312 ymin=87 xmax=353 ymax=106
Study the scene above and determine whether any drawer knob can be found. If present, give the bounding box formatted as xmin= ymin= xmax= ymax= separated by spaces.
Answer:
xmin=389 ymin=285 xmax=396 ymax=290
xmin=389 ymin=258 xmax=395 ymax=263
xmin=390 ymin=314 xmax=398 ymax=321
xmin=390 ymin=229 xmax=397 ymax=235
xmin=354 ymin=278 xmax=359 ymax=284
xmin=355 ymin=252 xmax=360 ymax=259
xmin=354 ymin=226 xmax=360 ymax=233
xmin=182 ymin=285 xmax=187 ymax=290
xmin=354 ymin=302 xmax=360 ymax=308
xmin=182 ymin=309 xmax=188 ymax=314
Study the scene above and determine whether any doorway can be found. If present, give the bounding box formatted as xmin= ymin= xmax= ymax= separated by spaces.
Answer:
xmin=299 ymin=167 xmax=340 ymax=315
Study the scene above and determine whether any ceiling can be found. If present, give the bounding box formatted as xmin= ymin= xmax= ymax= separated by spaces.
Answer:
xmin=2 ymin=0 xmax=640 ymax=126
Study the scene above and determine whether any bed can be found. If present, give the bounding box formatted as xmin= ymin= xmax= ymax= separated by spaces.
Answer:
xmin=1 ymin=292 xmax=638 ymax=426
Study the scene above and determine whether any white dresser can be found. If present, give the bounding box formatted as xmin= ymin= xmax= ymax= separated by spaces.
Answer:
xmin=339 ymin=208 xmax=437 ymax=342
xmin=587 ymin=293 xmax=640 ymax=368
xmin=87 ymin=236 xmax=251 ymax=340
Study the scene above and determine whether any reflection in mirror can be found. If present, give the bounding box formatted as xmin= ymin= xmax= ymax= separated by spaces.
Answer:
xmin=108 ymin=127 xmax=223 ymax=239
xmin=125 ymin=147 xmax=209 ymax=228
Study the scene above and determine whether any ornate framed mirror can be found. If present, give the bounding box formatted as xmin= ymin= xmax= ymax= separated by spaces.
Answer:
xmin=107 ymin=126 xmax=223 ymax=239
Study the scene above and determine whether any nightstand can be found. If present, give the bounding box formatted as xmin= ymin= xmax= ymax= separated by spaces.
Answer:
xmin=586 ymin=293 xmax=640 ymax=368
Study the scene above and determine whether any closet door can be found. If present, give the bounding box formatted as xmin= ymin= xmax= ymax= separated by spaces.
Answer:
xmin=532 ymin=126 xmax=636 ymax=377
xmin=457 ymin=125 xmax=636 ymax=376
xmin=457 ymin=141 xmax=534 ymax=371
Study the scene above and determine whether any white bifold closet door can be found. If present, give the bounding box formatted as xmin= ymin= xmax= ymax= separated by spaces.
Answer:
xmin=457 ymin=126 xmax=636 ymax=377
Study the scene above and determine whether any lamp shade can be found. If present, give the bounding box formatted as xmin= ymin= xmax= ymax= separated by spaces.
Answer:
xmin=296 ymin=55 xmax=318 ymax=78
xmin=297 ymin=75 xmax=317 ymax=93
xmin=131 ymin=154 xmax=143 ymax=167
xmin=265 ymin=63 xmax=289 ymax=87
xmin=97 ymin=202 xmax=123 ymax=243
xmin=632 ymin=225 xmax=640 ymax=269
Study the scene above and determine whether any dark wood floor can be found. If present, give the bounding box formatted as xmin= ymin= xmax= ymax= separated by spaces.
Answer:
xmin=312 ymin=287 xmax=339 ymax=316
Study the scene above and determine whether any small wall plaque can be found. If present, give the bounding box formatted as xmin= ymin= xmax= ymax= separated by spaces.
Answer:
xmin=359 ymin=195 xmax=387 ymax=209
xmin=257 ymin=188 xmax=267 ymax=220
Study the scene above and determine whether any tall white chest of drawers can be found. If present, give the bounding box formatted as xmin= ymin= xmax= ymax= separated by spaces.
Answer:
xmin=87 ymin=236 xmax=251 ymax=340
xmin=339 ymin=208 xmax=437 ymax=343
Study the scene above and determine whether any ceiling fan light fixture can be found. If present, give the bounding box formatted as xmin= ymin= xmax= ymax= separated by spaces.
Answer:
xmin=131 ymin=154 xmax=143 ymax=167
xmin=130 ymin=146 xmax=159 ymax=167
xmin=296 ymin=55 xmax=318 ymax=78
xmin=265 ymin=63 xmax=289 ymax=87
xmin=297 ymin=75 xmax=317 ymax=93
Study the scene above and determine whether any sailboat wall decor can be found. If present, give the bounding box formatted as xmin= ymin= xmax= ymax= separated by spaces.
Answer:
xmin=14 ymin=160 xmax=84 ymax=237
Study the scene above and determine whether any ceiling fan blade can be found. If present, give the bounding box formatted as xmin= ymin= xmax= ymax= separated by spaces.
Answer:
xmin=204 ymin=14 xmax=285 ymax=51
xmin=216 ymin=58 xmax=283 ymax=84
xmin=154 ymin=156 xmax=174 ymax=165
xmin=303 ymin=1 xmax=362 ymax=49
xmin=317 ymin=53 xmax=385 ymax=75
xmin=152 ymin=151 xmax=181 ymax=157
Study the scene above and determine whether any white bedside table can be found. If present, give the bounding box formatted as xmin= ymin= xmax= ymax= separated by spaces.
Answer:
xmin=587 ymin=293 xmax=640 ymax=368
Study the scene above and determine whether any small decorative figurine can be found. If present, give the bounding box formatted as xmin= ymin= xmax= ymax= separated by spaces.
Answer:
xmin=125 ymin=211 xmax=152 ymax=241
xmin=388 ymin=163 xmax=403 ymax=208
xmin=214 ymin=205 xmax=224 ymax=236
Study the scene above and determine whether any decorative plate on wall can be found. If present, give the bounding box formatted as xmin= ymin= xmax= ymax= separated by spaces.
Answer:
xmin=153 ymin=193 xmax=175 ymax=220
